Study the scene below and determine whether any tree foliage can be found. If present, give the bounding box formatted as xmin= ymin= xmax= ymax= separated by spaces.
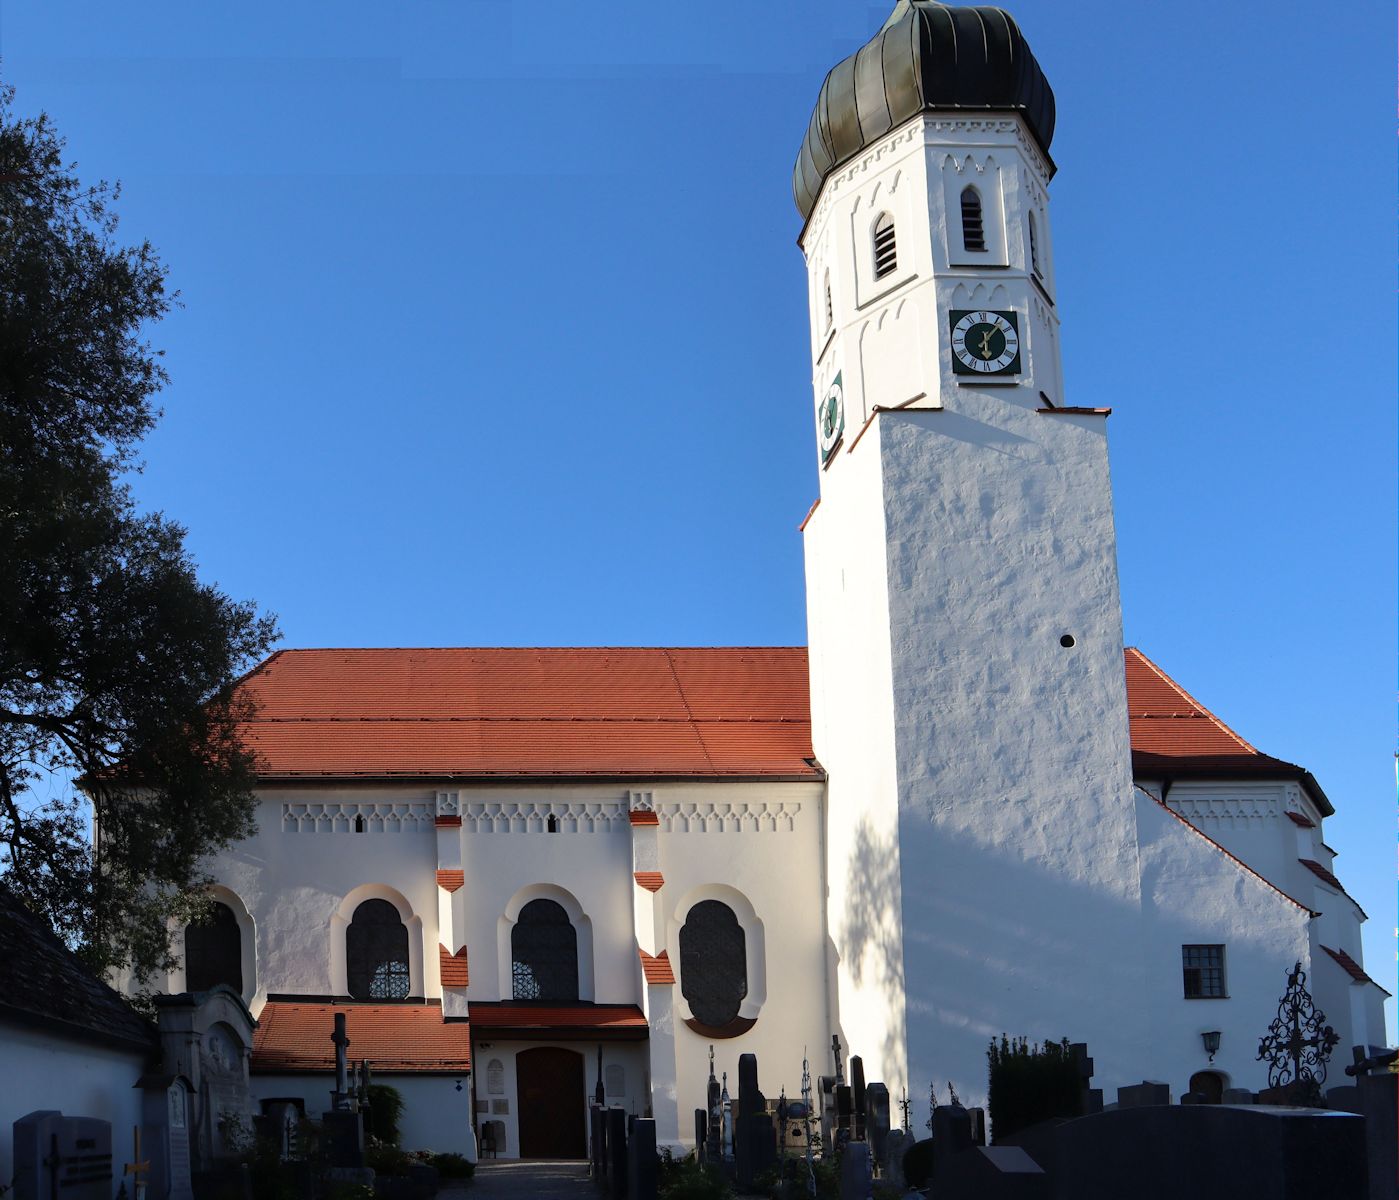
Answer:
xmin=0 ymin=85 xmax=278 ymax=987
xmin=985 ymin=1035 xmax=1082 ymax=1142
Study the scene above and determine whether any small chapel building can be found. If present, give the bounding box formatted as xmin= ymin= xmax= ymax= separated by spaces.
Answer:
xmin=144 ymin=0 xmax=1385 ymax=1159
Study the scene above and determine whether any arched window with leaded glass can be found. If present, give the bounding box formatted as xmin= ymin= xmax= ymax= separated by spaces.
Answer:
xmin=678 ymin=899 xmax=748 ymax=1028
xmin=185 ymin=901 xmax=243 ymax=994
xmin=511 ymin=899 xmax=579 ymax=1001
xmin=347 ymin=899 xmax=410 ymax=1000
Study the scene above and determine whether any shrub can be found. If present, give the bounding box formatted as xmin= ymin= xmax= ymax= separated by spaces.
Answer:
xmin=367 ymin=1084 xmax=406 ymax=1147
xmin=986 ymin=1035 xmax=1081 ymax=1142
xmin=658 ymin=1154 xmax=733 ymax=1200
xmin=428 ymin=1152 xmax=475 ymax=1179
xmin=366 ymin=1142 xmax=412 ymax=1176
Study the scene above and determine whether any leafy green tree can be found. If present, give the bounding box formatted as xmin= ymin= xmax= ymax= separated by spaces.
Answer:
xmin=0 ymin=85 xmax=279 ymax=988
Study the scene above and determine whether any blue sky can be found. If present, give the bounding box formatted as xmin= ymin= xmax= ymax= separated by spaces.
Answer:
xmin=3 ymin=0 xmax=1392 ymax=1034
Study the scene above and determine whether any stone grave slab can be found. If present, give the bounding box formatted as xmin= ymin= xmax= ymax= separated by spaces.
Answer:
xmin=13 ymin=1111 xmax=113 ymax=1200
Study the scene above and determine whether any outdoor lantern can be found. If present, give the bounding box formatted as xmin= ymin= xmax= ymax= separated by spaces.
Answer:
xmin=1202 ymin=1030 xmax=1222 ymax=1062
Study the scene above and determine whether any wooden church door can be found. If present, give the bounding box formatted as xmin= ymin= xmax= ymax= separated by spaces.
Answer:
xmin=516 ymin=1047 xmax=587 ymax=1158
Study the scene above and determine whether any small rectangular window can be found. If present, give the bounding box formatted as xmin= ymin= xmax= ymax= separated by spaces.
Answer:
xmin=1182 ymin=945 xmax=1226 ymax=998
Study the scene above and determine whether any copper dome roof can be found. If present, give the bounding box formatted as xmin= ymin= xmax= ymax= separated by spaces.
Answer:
xmin=793 ymin=2 xmax=1056 ymax=220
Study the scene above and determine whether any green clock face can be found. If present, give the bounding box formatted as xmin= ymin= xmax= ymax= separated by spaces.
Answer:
xmin=817 ymin=372 xmax=844 ymax=464
xmin=949 ymin=309 xmax=1021 ymax=376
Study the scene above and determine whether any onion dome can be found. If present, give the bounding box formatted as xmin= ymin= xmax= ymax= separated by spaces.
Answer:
xmin=793 ymin=2 xmax=1056 ymax=220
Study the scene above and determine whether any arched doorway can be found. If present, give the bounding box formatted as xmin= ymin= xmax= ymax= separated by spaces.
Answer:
xmin=516 ymin=1047 xmax=586 ymax=1159
xmin=1189 ymin=1070 xmax=1225 ymax=1104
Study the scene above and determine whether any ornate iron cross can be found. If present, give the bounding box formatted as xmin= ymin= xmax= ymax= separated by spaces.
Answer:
xmin=1256 ymin=961 xmax=1339 ymax=1103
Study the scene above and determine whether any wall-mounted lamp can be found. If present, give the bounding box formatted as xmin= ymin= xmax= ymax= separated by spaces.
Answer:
xmin=1201 ymin=1031 xmax=1221 ymax=1063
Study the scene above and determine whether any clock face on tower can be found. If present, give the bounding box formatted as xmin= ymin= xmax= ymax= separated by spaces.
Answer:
xmin=817 ymin=372 xmax=845 ymax=464
xmin=949 ymin=310 xmax=1021 ymax=377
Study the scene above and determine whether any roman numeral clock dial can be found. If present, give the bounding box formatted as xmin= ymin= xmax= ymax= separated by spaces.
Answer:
xmin=949 ymin=310 xmax=1021 ymax=377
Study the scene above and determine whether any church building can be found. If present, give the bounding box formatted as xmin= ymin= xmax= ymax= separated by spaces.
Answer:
xmin=155 ymin=1 xmax=1385 ymax=1157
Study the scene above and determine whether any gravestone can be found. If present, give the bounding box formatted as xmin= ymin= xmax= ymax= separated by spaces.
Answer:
xmin=865 ymin=1083 xmax=890 ymax=1167
xmin=626 ymin=1117 xmax=659 ymax=1200
xmin=13 ymin=1111 xmax=113 ymax=1200
xmin=966 ymin=1107 xmax=986 ymax=1147
xmin=606 ymin=1105 xmax=628 ymax=1200
xmin=839 ymin=1140 xmax=872 ymax=1200
xmin=1069 ymin=1043 xmax=1102 ymax=1115
xmin=734 ymin=1053 xmax=775 ymax=1191
xmin=835 ymin=1084 xmax=853 ymax=1140
xmin=850 ymin=1056 xmax=867 ymax=1141
xmin=1222 ymin=1089 xmax=1255 ymax=1105
xmin=936 ymin=1145 xmax=1049 ymax=1200
xmin=694 ymin=1109 xmax=707 ymax=1162
xmin=883 ymin=1129 xmax=909 ymax=1189
xmin=1115 ymin=1081 xmax=1170 ymax=1109
xmin=818 ymin=1075 xmax=836 ymax=1151
xmin=137 ymin=1075 xmax=195 ymax=1200
xmin=1358 ymin=1072 xmax=1396 ymax=1200
xmin=931 ymin=1104 xmax=972 ymax=1158
xmin=153 ymin=985 xmax=257 ymax=1168
xmin=1052 ymin=1104 xmax=1366 ymax=1200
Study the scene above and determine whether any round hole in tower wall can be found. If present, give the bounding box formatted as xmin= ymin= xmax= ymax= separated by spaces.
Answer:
xmin=1060 ymin=634 xmax=1076 ymax=648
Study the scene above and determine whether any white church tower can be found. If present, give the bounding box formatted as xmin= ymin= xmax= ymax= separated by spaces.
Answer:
xmin=797 ymin=2 xmax=1151 ymax=1103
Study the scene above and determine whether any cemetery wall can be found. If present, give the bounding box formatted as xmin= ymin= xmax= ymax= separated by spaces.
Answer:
xmin=0 ymin=1023 xmax=147 ymax=1188
xmin=1133 ymin=791 xmax=1312 ymax=1093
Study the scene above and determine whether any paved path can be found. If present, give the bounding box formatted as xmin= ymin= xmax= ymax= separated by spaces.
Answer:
xmin=448 ymin=1160 xmax=593 ymax=1198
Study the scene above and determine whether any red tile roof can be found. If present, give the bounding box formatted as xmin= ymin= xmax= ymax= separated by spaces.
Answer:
xmin=237 ymin=648 xmax=818 ymax=781
xmin=439 ymin=945 xmax=469 ymax=988
xmin=629 ymin=810 xmax=661 ymax=826
xmin=232 ymin=647 xmax=1324 ymax=804
xmin=1299 ymin=858 xmax=1344 ymax=890
xmin=1320 ymin=945 xmax=1380 ymax=988
xmin=1285 ymin=811 xmax=1316 ymax=828
xmin=466 ymin=1002 xmax=648 ymax=1039
xmin=639 ymin=949 xmax=676 ymax=985
xmin=252 ymin=1001 xmax=470 ymax=1073
xmin=1124 ymin=649 xmax=1332 ymax=814
xmin=436 ymin=870 xmax=464 ymax=893
xmin=633 ymin=872 xmax=664 ymax=892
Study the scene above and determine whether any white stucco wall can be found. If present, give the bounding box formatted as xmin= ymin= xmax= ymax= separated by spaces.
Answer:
xmin=1 ymin=1024 xmax=148 ymax=1189
xmin=251 ymin=1072 xmax=475 ymax=1156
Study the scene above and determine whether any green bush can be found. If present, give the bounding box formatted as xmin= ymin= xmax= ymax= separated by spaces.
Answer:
xmin=367 ymin=1084 xmax=406 ymax=1146
xmin=366 ymin=1142 xmax=412 ymax=1176
xmin=986 ymin=1035 xmax=1082 ymax=1142
xmin=658 ymin=1153 xmax=732 ymax=1200
xmin=429 ymin=1152 xmax=475 ymax=1179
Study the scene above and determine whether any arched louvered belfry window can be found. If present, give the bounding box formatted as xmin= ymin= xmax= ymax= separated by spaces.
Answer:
xmin=346 ymin=899 xmax=410 ymax=1000
xmin=823 ymin=270 xmax=834 ymax=330
xmin=961 ymin=187 xmax=986 ymax=253
xmin=678 ymin=899 xmax=748 ymax=1028
xmin=185 ymin=901 xmax=242 ymax=994
xmin=1028 ymin=210 xmax=1042 ymax=277
xmin=511 ymin=898 xmax=579 ymax=1000
xmin=872 ymin=213 xmax=897 ymax=279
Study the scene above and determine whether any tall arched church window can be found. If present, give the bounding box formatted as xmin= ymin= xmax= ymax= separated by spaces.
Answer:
xmin=346 ymin=899 xmax=410 ymax=1000
xmin=1028 ymin=211 xmax=1042 ymax=278
xmin=823 ymin=270 xmax=833 ymax=330
xmin=678 ymin=900 xmax=747 ymax=1028
xmin=872 ymin=214 xmax=897 ymax=279
xmin=185 ymin=901 xmax=242 ymax=994
xmin=961 ymin=187 xmax=986 ymax=253
xmin=511 ymin=899 xmax=579 ymax=1001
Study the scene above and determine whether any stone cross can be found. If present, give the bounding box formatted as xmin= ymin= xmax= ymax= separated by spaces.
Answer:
xmin=331 ymin=1011 xmax=351 ymax=1109
xmin=124 ymin=1126 xmax=151 ymax=1200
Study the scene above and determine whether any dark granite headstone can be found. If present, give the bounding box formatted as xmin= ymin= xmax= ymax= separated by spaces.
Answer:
xmin=1115 ymin=1081 xmax=1170 ymax=1109
xmin=1360 ymin=1073 xmax=1396 ymax=1200
xmin=694 ymin=1109 xmax=708 ymax=1162
xmin=865 ymin=1083 xmax=890 ymax=1166
xmin=932 ymin=1104 xmax=972 ymax=1158
xmin=320 ymin=1110 xmax=363 ymax=1168
xmin=835 ymin=1084 xmax=853 ymax=1138
xmin=966 ymin=1107 xmax=987 ymax=1147
xmin=883 ymin=1129 xmax=909 ymax=1188
xmin=850 ymin=1056 xmax=867 ymax=1141
xmin=1052 ymin=1105 xmax=1366 ymax=1200
xmin=627 ymin=1117 xmax=658 ymax=1200
xmin=937 ymin=1145 xmax=1049 ymax=1200
xmin=606 ymin=1106 xmax=628 ymax=1200
xmin=1221 ymin=1089 xmax=1255 ymax=1105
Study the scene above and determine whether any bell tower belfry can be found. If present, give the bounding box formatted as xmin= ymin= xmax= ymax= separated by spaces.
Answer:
xmin=797 ymin=3 xmax=1148 ymax=1105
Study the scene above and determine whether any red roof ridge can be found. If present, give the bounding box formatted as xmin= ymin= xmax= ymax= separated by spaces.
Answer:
xmin=1320 ymin=945 xmax=1390 ymax=995
xmin=639 ymin=948 xmax=677 ymax=985
xmin=1124 ymin=648 xmax=1261 ymax=755
xmin=1297 ymin=859 xmax=1365 ymax=917
xmin=1138 ymin=787 xmax=1316 ymax=916
xmin=263 ymin=645 xmax=811 ymax=655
